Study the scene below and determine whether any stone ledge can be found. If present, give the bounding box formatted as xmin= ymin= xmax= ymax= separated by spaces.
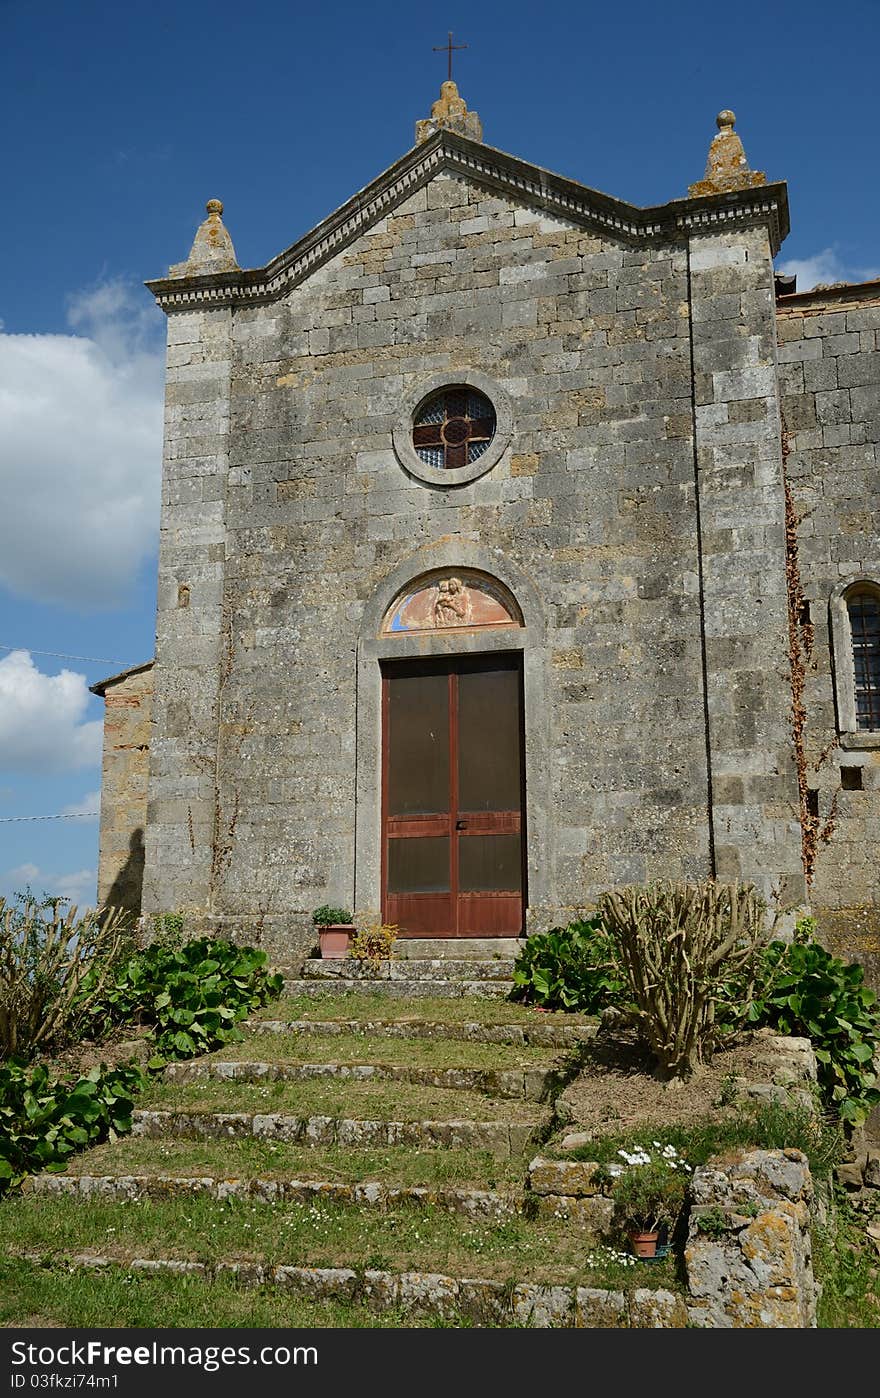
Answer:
xmin=284 ymin=979 xmax=513 ymax=999
xmin=163 ymin=1058 xmax=559 ymax=1102
xmin=245 ymin=1017 xmax=597 ymax=1048
xmin=300 ymin=958 xmax=516 ymax=982
xmin=131 ymin=1109 xmax=544 ymax=1157
xmin=24 ymin=1172 xmax=523 ymax=1219
xmin=13 ymin=1249 xmax=689 ymax=1328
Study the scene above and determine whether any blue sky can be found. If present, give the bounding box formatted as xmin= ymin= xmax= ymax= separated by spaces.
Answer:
xmin=1 ymin=0 xmax=877 ymax=904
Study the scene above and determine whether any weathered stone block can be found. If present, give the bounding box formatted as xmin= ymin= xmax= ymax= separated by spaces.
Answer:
xmin=527 ymin=1157 xmax=602 ymax=1196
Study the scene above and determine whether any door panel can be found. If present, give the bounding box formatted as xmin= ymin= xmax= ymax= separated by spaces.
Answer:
xmin=387 ymin=835 xmax=451 ymax=893
xmin=382 ymin=656 xmax=525 ymax=937
xmin=459 ymin=833 xmax=523 ymax=892
xmin=457 ymin=667 xmax=523 ymax=812
xmin=387 ymin=672 xmax=450 ymax=815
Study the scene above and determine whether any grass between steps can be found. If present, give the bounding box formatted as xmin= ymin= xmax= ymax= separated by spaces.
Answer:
xmin=0 ymin=1257 xmax=439 ymax=1329
xmin=251 ymin=995 xmax=594 ymax=1026
xmin=0 ymin=1194 xmax=679 ymax=1292
xmin=137 ymin=1076 xmax=550 ymax=1124
xmin=202 ymin=1032 xmax=564 ymax=1072
xmin=54 ymin=1137 xmax=527 ymax=1188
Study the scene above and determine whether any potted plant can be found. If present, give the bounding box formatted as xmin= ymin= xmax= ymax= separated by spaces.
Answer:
xmin=312 ymin=905 xmax=355 ymax=959
xmin=602 ymin=1144 xmax=690 ymax=1259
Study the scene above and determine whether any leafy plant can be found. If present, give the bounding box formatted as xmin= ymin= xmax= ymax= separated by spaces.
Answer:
xmin=0 ymin=1058 xmax=145 ymax=1190
xmin=693 ymin=1204 xmax=728 ymax=1236
xmin=742 ymin=937 xmax=880 ymax=1124
xmin=598 ymin=881 xmax=771 ymax=1077
xmin=312 ymin=905 xmax=352 ymax=927
xmin=151 ymin=910 xmax=188 ymax=946
xmin=511 ymin=919 xmax=627 ymax=1013
xmin=0 ymin=893 xmax=133 ymax=1059
xmin=349 ymin=921 xmax=398 ymax=964
xmin=79 ymin=938 xmax=283 ymax=1067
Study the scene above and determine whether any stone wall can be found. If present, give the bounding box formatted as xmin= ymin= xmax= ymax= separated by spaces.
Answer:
xmin=92 ymin=663 xmax=153 ymax=914
xmin=686 ymin=1148 xmax=817 ymax=1328
xmin=776 ymin=283 xmax=880 ymax=978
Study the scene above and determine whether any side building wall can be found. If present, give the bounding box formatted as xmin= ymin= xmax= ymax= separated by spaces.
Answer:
xmin=777 ymin=283 xmax=880 ymax=984
xmin=91 ymin=662 xmax=154 ymax=915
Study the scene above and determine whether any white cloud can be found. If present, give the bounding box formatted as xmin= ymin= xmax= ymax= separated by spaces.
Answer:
xmin=53 ymin=868 xmax=98 ymax=903
xmin=2 ymin=863 xmax=97 ymax=905
xmin=777 ymin=247 xmax=880 ymax=292
xmin=0 ymin=649 xmax=102 ymax=773
xmin=0 ymin=278 xmax=164 ymax=608
xmin=6 ymin=863 xmax=40 ymax=887
xmin=62 ymin=790 xmax=101 ymax=821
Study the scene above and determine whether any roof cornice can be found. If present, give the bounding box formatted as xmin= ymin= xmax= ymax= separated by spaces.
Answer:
xmin=776 ymin=278 xmax=880 ymax=316
xmin=89 ymin=659 xmax=154 ymax=697
xmin=146 ymin=132 xmax=789 ymax=313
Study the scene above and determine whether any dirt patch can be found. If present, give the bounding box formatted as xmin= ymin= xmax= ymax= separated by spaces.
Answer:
xmin=556 ymin=1027 xmax=792 ymax=1139
xmin=41 ymin=1027 xmax=153 ymax=1080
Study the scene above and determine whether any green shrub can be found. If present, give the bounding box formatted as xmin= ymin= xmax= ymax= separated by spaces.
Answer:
xmin=0 ymin=893 xmax=132 ymax=1059
xmin=349 ymin=921 xmax=398 ymax=964
xmin=79 ymin=937 xmax=283 ymax=1066
xmin=598 ymin=881 xmax=770 ymax=1077
xmin=744 ymin=938 xmax=880 ymax=1124
xmin=0 ymin=1058 xmax=144 ymax=1190
xmin=511 ymin=919 xmax=627 ymax=1013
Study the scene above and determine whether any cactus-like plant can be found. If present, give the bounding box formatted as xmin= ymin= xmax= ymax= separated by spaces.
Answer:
xmin=597 ymin=881 xmax=772 ymax=1078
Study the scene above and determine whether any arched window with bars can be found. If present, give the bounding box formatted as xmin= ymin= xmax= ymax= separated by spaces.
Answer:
xmin=847 ymin=585 xmax=880 ymax=731
xmin=831 ymin=577 xmax=880 ymax=742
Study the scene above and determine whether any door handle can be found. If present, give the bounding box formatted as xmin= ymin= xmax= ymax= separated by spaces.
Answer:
xmin=455 ymin=820 xmax=468 ymax=830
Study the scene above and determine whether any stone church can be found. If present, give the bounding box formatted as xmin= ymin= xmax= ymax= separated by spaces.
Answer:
xmin=91 ymin=83 xmax=880 ymax=967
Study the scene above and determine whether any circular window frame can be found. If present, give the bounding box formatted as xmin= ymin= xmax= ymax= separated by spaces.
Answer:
xmin=392 ymin=370 xmax=512 ymax=487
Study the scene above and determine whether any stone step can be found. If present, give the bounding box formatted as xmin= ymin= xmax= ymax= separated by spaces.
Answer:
xmin=163 ymin=1058 xmax=560 ymax=1101
xmin=395 ymin=938 xmax=525 ymax=961
xmin=300 ymin=958 xmax=516 ymax=982
xmin=247 ymin=1017 xmax=596 ymax=1049
xmin=13 ymin=1249 xmax=686 ymax=1328
xmin=131 ymin=1108 xmax=543 ymax=1157
xmin=26 ymin=1172 xmax=523 ymax=1219
xmin=283 ymin=978 xmax=512 ymax=999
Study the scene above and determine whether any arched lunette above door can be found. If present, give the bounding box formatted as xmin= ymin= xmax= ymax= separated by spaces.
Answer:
xmin=381 ymin=569 xmax=523 ymax=636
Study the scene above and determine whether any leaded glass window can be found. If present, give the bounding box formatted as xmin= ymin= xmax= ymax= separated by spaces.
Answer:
xmin=412 ymin=387 xmax=496 ymax=470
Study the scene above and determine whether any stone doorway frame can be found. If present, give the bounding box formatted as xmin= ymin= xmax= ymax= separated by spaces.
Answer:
xmin=355 ymin=541 xmax=554 ymax=927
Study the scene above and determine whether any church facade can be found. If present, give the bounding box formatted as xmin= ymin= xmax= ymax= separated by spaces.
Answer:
xmin=92 ymin=86 xmax=880 ymax=966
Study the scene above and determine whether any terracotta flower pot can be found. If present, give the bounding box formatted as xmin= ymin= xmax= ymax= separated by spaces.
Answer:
xmin=318 ymin=924 xmax=354 ymax=959
xmin=628 ymin=1229 xmax=660 ymax=1259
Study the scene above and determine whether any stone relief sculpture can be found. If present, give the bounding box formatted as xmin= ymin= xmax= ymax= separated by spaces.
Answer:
xmin=433 ymin=577 xmax=471 ymax=628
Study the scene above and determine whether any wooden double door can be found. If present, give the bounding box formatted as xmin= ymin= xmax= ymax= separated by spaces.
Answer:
xmin=381 ymin=655 xmax=525 ymax=937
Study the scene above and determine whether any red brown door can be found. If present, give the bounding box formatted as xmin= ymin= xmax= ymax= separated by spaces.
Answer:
xmin=381 ymin=655 xmax=525 ymax=937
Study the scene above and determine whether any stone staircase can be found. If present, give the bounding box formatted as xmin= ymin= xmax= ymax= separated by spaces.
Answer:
xmin=3 ymin=951 xmax=693 ymax=1326
xmin=276 ymin=938 xmax=522 ymax=1000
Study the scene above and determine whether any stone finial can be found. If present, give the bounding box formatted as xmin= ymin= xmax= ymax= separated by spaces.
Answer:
xmin=689 ymin=110 xmax=767 ymax=197
xmin=415 ymin=80 xmax=483 ymax=145
xmin=169 ymin=198 xmax=239 ymax=279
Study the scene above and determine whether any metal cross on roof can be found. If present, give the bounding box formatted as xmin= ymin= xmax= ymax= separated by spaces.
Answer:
xmin=433 ymin=30 xmax=467 ymax=82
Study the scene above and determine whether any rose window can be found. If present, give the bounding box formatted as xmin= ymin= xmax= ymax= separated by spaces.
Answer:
xmin=412 ymin=387 xmax=496 ymax=470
